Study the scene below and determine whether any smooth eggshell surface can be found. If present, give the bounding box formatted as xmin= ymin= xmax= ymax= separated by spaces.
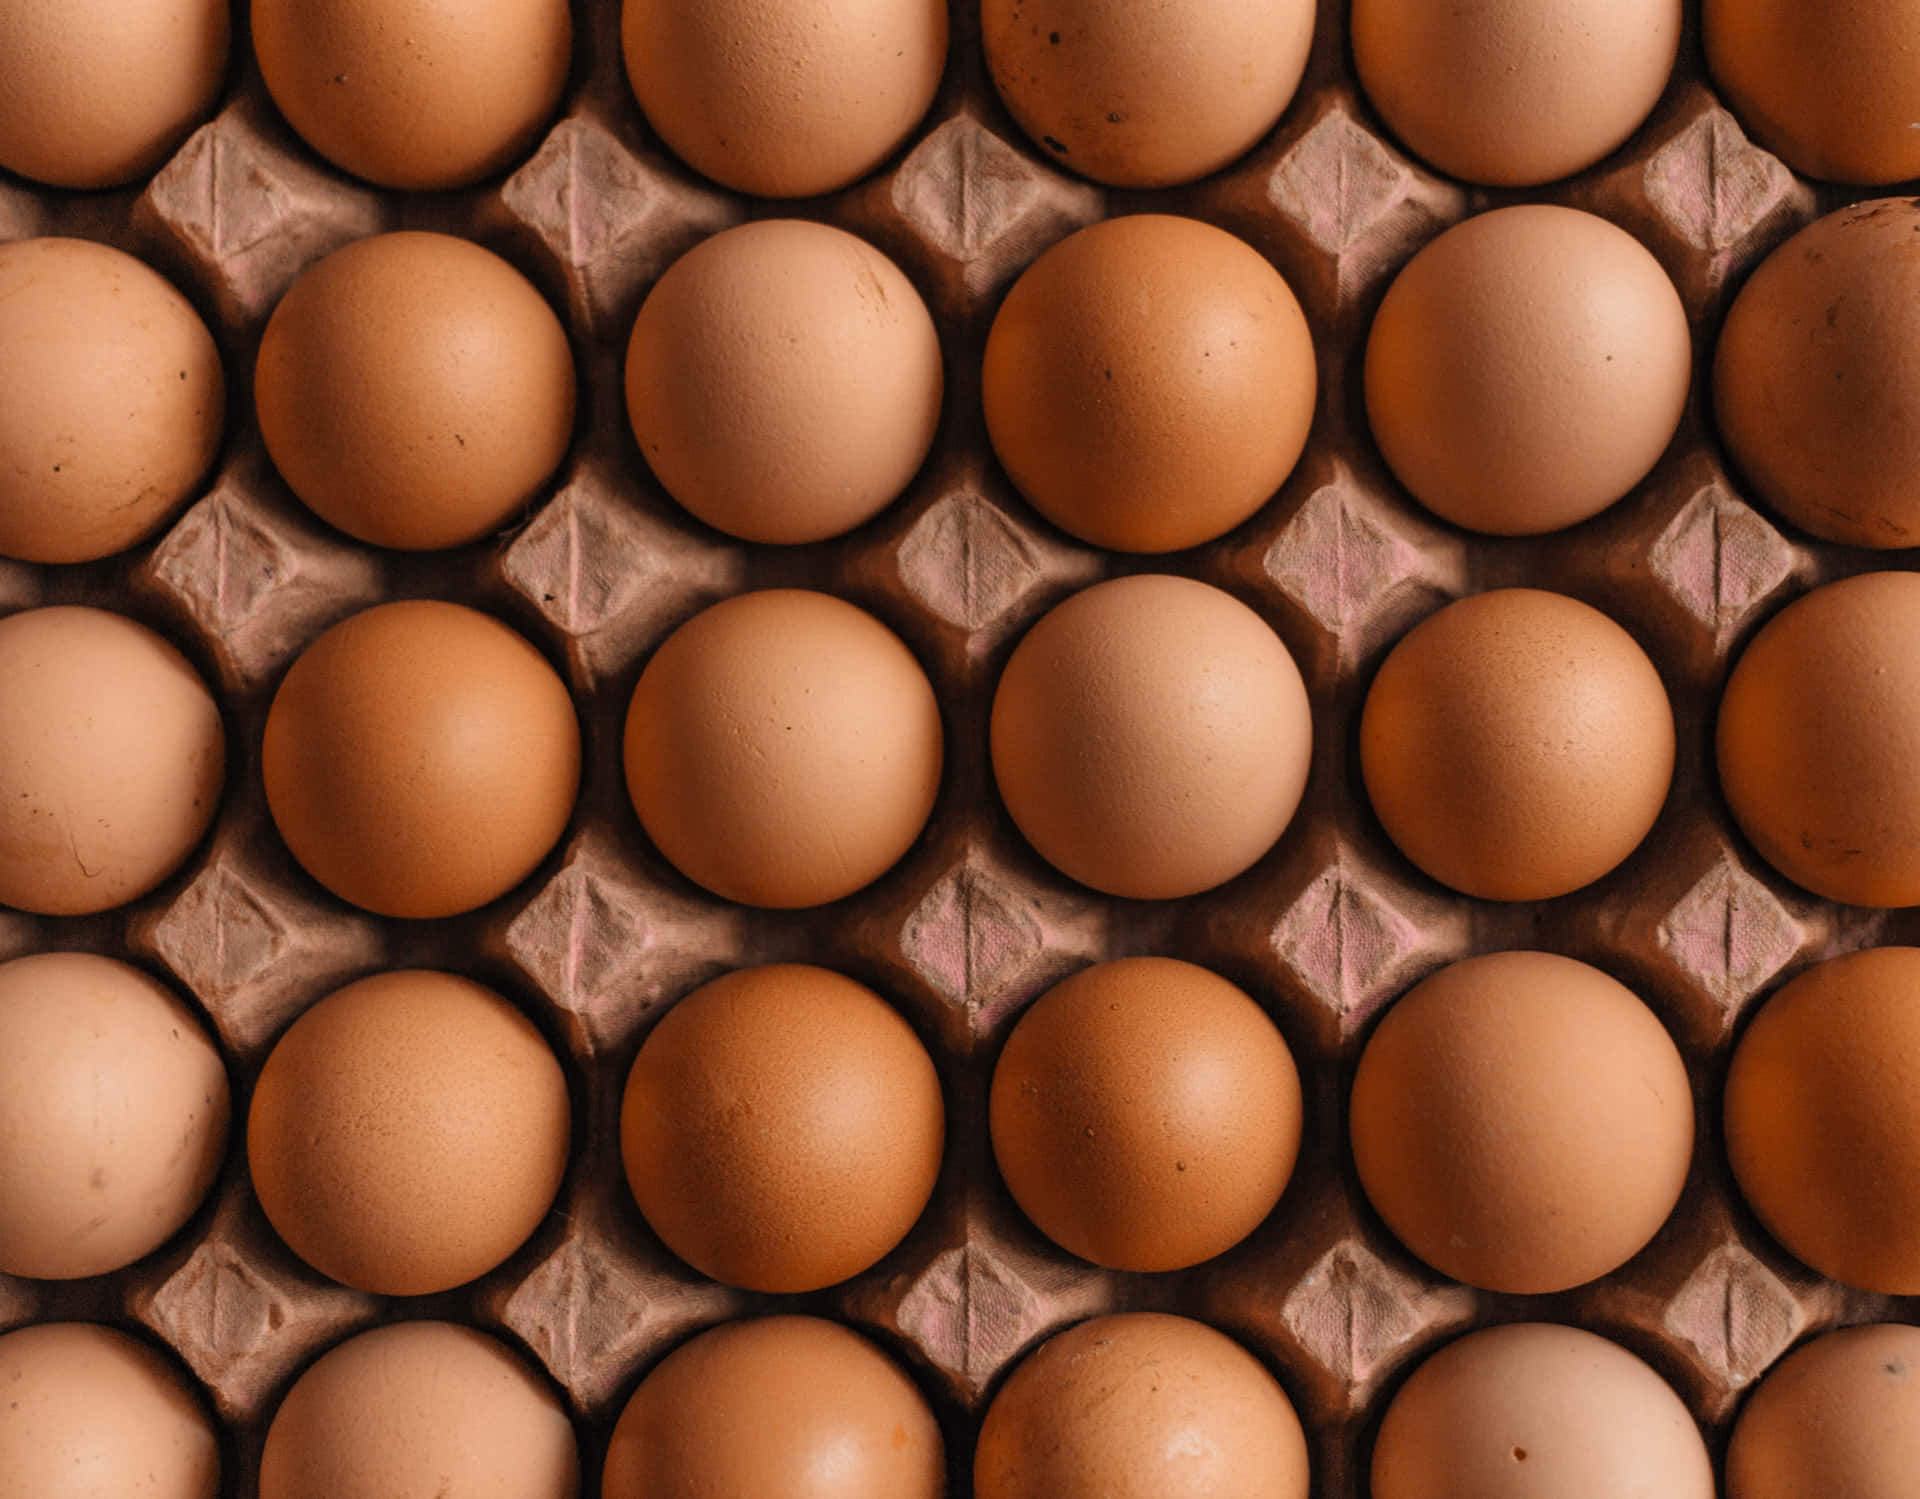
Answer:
xmin=1727 ymin=1324 xmax=1920 ymax=1499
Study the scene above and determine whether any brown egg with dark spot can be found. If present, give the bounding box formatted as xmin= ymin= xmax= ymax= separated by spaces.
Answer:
xmin=982 ymin=0 xmax=1314 ymax=188
xmin=1726 ymin=948 xmax=1920 ymax=1294
xmin=1360 ymin=589 xmax=1674 ymax=902
xmin=621 ymin=964 xmax=944 ymax=1293
xmin=975 ymin=1314 xmax=1310 ymax=1499
xmin=257 ymin=232 xmax=576 ymax=551
xmin=1728 ymin=1324 xmax=1920 ymax=1499
xmin=247 ymin=969 xmax=571 ymax=1296
xmin=603 ymin=1316 xmax=944 ymax=1499
xmin=984 ymin=216 xmax=1316 ymax=553
xmin=1353 ymin=0 xmax=1680 ymax=186
xmin=1717 ymin=572 xmax=1920 ymax=906
xmin=0 ymin=239 xmax=223 ymax=564
xmin=990 ymin=958 xmax=1301 ymax=1272
xmin=1715 ymin=200 xmax=1920 ymax=548
xmin=1372 ymin=1324 xmax=1714 ymax=1499
xmin=253 ymin=0 xmax=571 ymax=189
xmin=264 ymin=600 xmax=580 ymax=920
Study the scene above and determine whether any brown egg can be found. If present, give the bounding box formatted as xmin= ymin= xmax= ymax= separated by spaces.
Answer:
xmin=247 ymin=969 xmax=571 ymax=1296
xmin=0 ymin=1324 xmax=217 ymax=1499
xmin=1717 ymin=573 xmax=1920 ymax=906
xmin=263 ymin=600 xmax=579 ymax=920
xmin=259 ymin=1323 xmax=578 ymax=1499
xmin=1372 ymin=1324 xmax=1713 ymax=1499
xmin=1352 ymin=0 xmax=1680 ymax=186
xmin=1727 ymin=1324 xmax=1920 ymax=1499
xmin=0 ymin=953 xmax=227 ymax=1281
xmin=253 ymin=0 xmax=570 ymax=190
xmin=1365 ymin=206 xmax=1690 ymax=536
xmin=0 ymin=607 xmax=224 ymax=916
xmin=1351 ymin=951 xmax=1692 ymax=1295
xmin=604 ymin=1316 xmax=944 ymax=1499
xmin=975 ymin=1314 xmax=1310 ymax=1499
xmin=989 ymin=958 xmax=1301 ymax=1272
xmin=622 ymin=0 xmax=945 ymax=197
xmin=981 ymin=0 xmax=1314 ymax=188
xmin=623 ymin=590 xmax=942 ymax=909
xmin=257 ymin=232 xmax=576 ymax=551
xmin=1715 ymin=200 xmax=1920 ymax=548
xmin=1360 ymin=589 xmax=1674 ymax=902
xmin=1707 ymin=2 xmax=1920 ymax=185
xmin=625 ymin=221 xmax=942 ymax=545
xmin=1725 ymin=947 xmax=1920 ymax=1293
xmin=621 ymin=964 xmax=944 ymax=1293
xmin=0 ymin=0 xmax=226 ymax=188
xmin=0 ymin=239 xmax=223 ymax=564
xmin=983 ymin=216 xmax=1316 ymax=553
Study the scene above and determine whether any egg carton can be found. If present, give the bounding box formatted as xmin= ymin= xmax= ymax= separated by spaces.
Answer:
xmin=1 ymin=0 xmax=1917 ymax=1494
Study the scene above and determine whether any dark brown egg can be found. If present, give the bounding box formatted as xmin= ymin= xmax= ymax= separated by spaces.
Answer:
xmin=1727 ymin=1324 xmax=1920 ymax=1499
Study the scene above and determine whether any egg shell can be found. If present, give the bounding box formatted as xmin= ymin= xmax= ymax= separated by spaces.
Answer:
xmin=246 ymin=969 xmax=571 ymax=1297
xmin=1726 ymin=1324 xmax=1920 ymax=1499
xmin=1714 ymin=199 xmax=1920 ymax=548
xmin=988 ymin=957 xmax=1301 ymax=1272
xmin=981 ymin=0 xmax=1314 ymax=188
xmin=1364 ymin=205 xmax=1690 ymax=537
xmin=1716 ymin=571 xmax=1920 ymax=907
xmin=258 ymin=1322 xmax=578 ymax=1499
xmin=262 ymin=600 xmax=581 ymax=920
xmin=0 ymin=1323 xmax=218 ymax=1499
xmin=603 ymin=1316 xmax=944 ymax=1499
xmin=974 ymin=1313 xmax=1310 ymax=1499
xmin=620 ymin=964 xmax=945 ymax=1293
xmin=989 ymin=574 xmax=1311 ymax=900
xmin=621 ymin=0 xmax=946 ymax=197
xmin=623 ymin=589 xmax=943 ymax=909
xmin=252 ymin=0 xmax=571 ymax=190
xmin=256 ymin=232 xmax=576 ymax=552
xmin=1360 ymin=588 xmax=1674 ymax=902
xmin=0 ymin=239 xmax=224 ymax=565
xmin=625 ymin=220 xmax=942 ymax=545
xmin=982 ymin=215 xmax=1316 ymax=554
xmin=1351 ymin=0 xmax=1680 ymax=186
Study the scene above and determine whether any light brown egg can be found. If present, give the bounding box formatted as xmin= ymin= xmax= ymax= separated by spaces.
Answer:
xmin=992 ymin=576 xmax=1311 ymax=900
xmin=621 ymin=964 xmax=944 ymax=1293
xmin=983 ymin=215 xmax=1316 ymax=553
xmin=1725 ymin=947 xmax=1920 ymax=1294
xmin=981 ymin=0 xmax=1314 ymax=188
xmin=975 ymin=1314 xmax=1309 ymax=1499
xmin=247 ymin=969 xmax=571 ymax=1296
xmin=1360 ymin=589 xmax=1674 ymax=902
xmin=259 ymin=1323 xmax=578 ymax=1499
xmin=989 ymin=958 xmax=1301 ymax=1272
xmin=0 ymin=607 xmax=224 ymax=916
xmin=1727 ymin=1324 xmax=1920 ymax=1499
xmin=622 ymin=0 xmax=945 ymax=197
xmin=257 ymin=232 xmax=575 ymax=551
xmin=604 ymin=1317 xmax=944 ymax=1499
xmin=0 ymin=0 xmax=226 ymax=188
xmin=263 ymin=600 xmax=579 ymax=920
xmin=1350 ymin=951 xmax=1692 ymax=1295
xmin=1365 ymin=206 xmax=1690 ymax=536
xmin=0 ymin=953 xmax=227 ymax=1281
xmin=1372 ymin=1324 xmax=1713 ymax=1499
xmin=1717 ymin=573 xmax=1920 ymax=906
xmin=623 ymin=590 xmax=942 ymax=909
xmin=1715 ymin=200 xmax=1920 ymax=548
xmin=625 ymin=221 xmax=942 ymax=544
xmin=1352 ymin=0 xmax=1679 ymax=186
xmin=1707 ymin=1 xmax=1920 ymax=185
xmin=0 ymin=239 xmax=223 ymax=564
xmin=0 ymin=1324 xmax=218 ymax=1499
xmin=253 ymin=0 xmax=570 ymax=190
